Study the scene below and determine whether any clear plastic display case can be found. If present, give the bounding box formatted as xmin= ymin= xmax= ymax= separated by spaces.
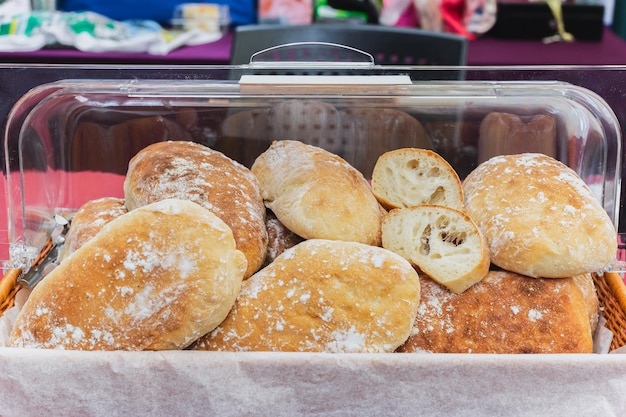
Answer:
xmin=1 ymin=62 xmax=626 ymax=416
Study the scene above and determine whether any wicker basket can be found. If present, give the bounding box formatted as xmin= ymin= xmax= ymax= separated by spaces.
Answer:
xmin=592 ymin=271 xmax=626 ymax=351
xmin=0 ymin=237 xmax=53 ymax=318
xmin=0 ymin=268 xmax=20 ymax=315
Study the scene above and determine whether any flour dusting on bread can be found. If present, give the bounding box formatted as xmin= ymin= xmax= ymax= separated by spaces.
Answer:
xmin=10 ymin=198 xmax=247 ymax=351
xmin=192 ymin=239 xmax=421 ymax=353
xmin=251 ymin=140 xmax=383 ymax=246
xmin=399 ymin=271 xmax=597 ymax=354
xmin=124 ymin=141 xmax=268 ymax=278
xmin=463 ymin=153 xmax=616 ymax=278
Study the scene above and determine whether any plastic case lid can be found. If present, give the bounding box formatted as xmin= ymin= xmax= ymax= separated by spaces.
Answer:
xmin=1 ymin=67 xmax=622 ymax=273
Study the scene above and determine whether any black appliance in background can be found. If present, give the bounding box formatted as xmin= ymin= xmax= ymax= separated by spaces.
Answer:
xmin=487 ymin=2 xmax=605 ymax=41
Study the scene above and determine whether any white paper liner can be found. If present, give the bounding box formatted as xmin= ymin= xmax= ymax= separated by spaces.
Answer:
xmin=0 ymin=288 xmax=30 ymax=347
xmin=594 ymin=316 xmax=615 ymax=354
xmin=0 ymin=288 xmax=623 ymax=416
xmin=1 ymin=349 xmax=626 ymax=417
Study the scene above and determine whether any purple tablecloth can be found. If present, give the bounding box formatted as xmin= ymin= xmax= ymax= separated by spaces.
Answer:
xmin=468 ymin=27 xmax=626 ymax=65
xmin=0 ymin=27 xmax=624 ymax=66
xmin=0 ymin=32 xmax=234 ymax=65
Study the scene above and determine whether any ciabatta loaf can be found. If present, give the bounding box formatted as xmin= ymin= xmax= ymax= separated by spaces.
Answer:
xmin=251 ymin=140 xmax=383 ymax=246
xmin=10 ymin=199 xmax=247 ymax=350
xmin=463 ymin=153 xmax=617 ymax=278
xmin=398 ymin=271 xmax=597 ymax=354
xmin=381 ymin=204 xmax=489 ymax=293
xmin=59 ymin=197 xmax=127 ymax=261
xmin=371 ymin=148 xmax=463 ymax=211
xmin=192 ymin=239 xmax=421 ymax=353
xmin=124 ymin=140 xmax=267 ymax=278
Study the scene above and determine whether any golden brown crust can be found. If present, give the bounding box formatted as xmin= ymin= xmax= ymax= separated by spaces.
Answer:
xmin=9 ymin=199 xmax=247 ymax=351
xmin=59 ymin=197 xmax=127 ymax=262
xmin=124 ymin=140 xmax=268 ymax=278
xmin=573 ymin=273 xmax=599 ymax=334
xmin=192 ymin=239 xmax=421 ymax=353
xmin=251 ymin=140 xmax=383 ymax=246
xmin=463 ymin=153 xmax=617 ymax=278
xmin=398 ymin=270 xmax=596 ymax=354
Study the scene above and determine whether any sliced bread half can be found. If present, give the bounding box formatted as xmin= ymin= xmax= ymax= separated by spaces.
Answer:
xmin=371 ymin=148 xmax=463 ymax=211
xmin=381 ymin=204 xmax=490 ymax=293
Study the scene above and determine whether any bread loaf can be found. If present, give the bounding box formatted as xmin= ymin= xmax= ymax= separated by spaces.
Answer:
xmin=478 ymin=112 xmax=556 ymax=163
xmin=251 ymin=140 xmax=383 ymax=246
xmin=10 ymin=199 xmax=247 ymax=350
xmin=463 ymin=153 xmax=617 ymax=278
xmin=220 ymin=100 xmax=344 ymax=169
xmin=124 ymin=140 xmax=268 ymax=278
xmin=371 ymin=148 xmax=463 ymax=211
xmin=192 ymin=239 xmax=421 ymax=353
xmin=339 ymin=108 xmax=433 ymax=177
xmin=398 ymin=271 xmax=597 ymax=354
xmin=381 ymin=204 xmax=489 ymax=293
xmin=219 ymin=108 xmax=273 ymax=169
xmin=71 ymin=115 xmax=194 ymax=174
xmin=59 ymin=197 xmax=127 ymax=262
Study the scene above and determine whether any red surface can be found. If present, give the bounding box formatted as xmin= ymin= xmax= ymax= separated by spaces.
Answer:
xmin=0 ymin=171 xmax=126 ymax=263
